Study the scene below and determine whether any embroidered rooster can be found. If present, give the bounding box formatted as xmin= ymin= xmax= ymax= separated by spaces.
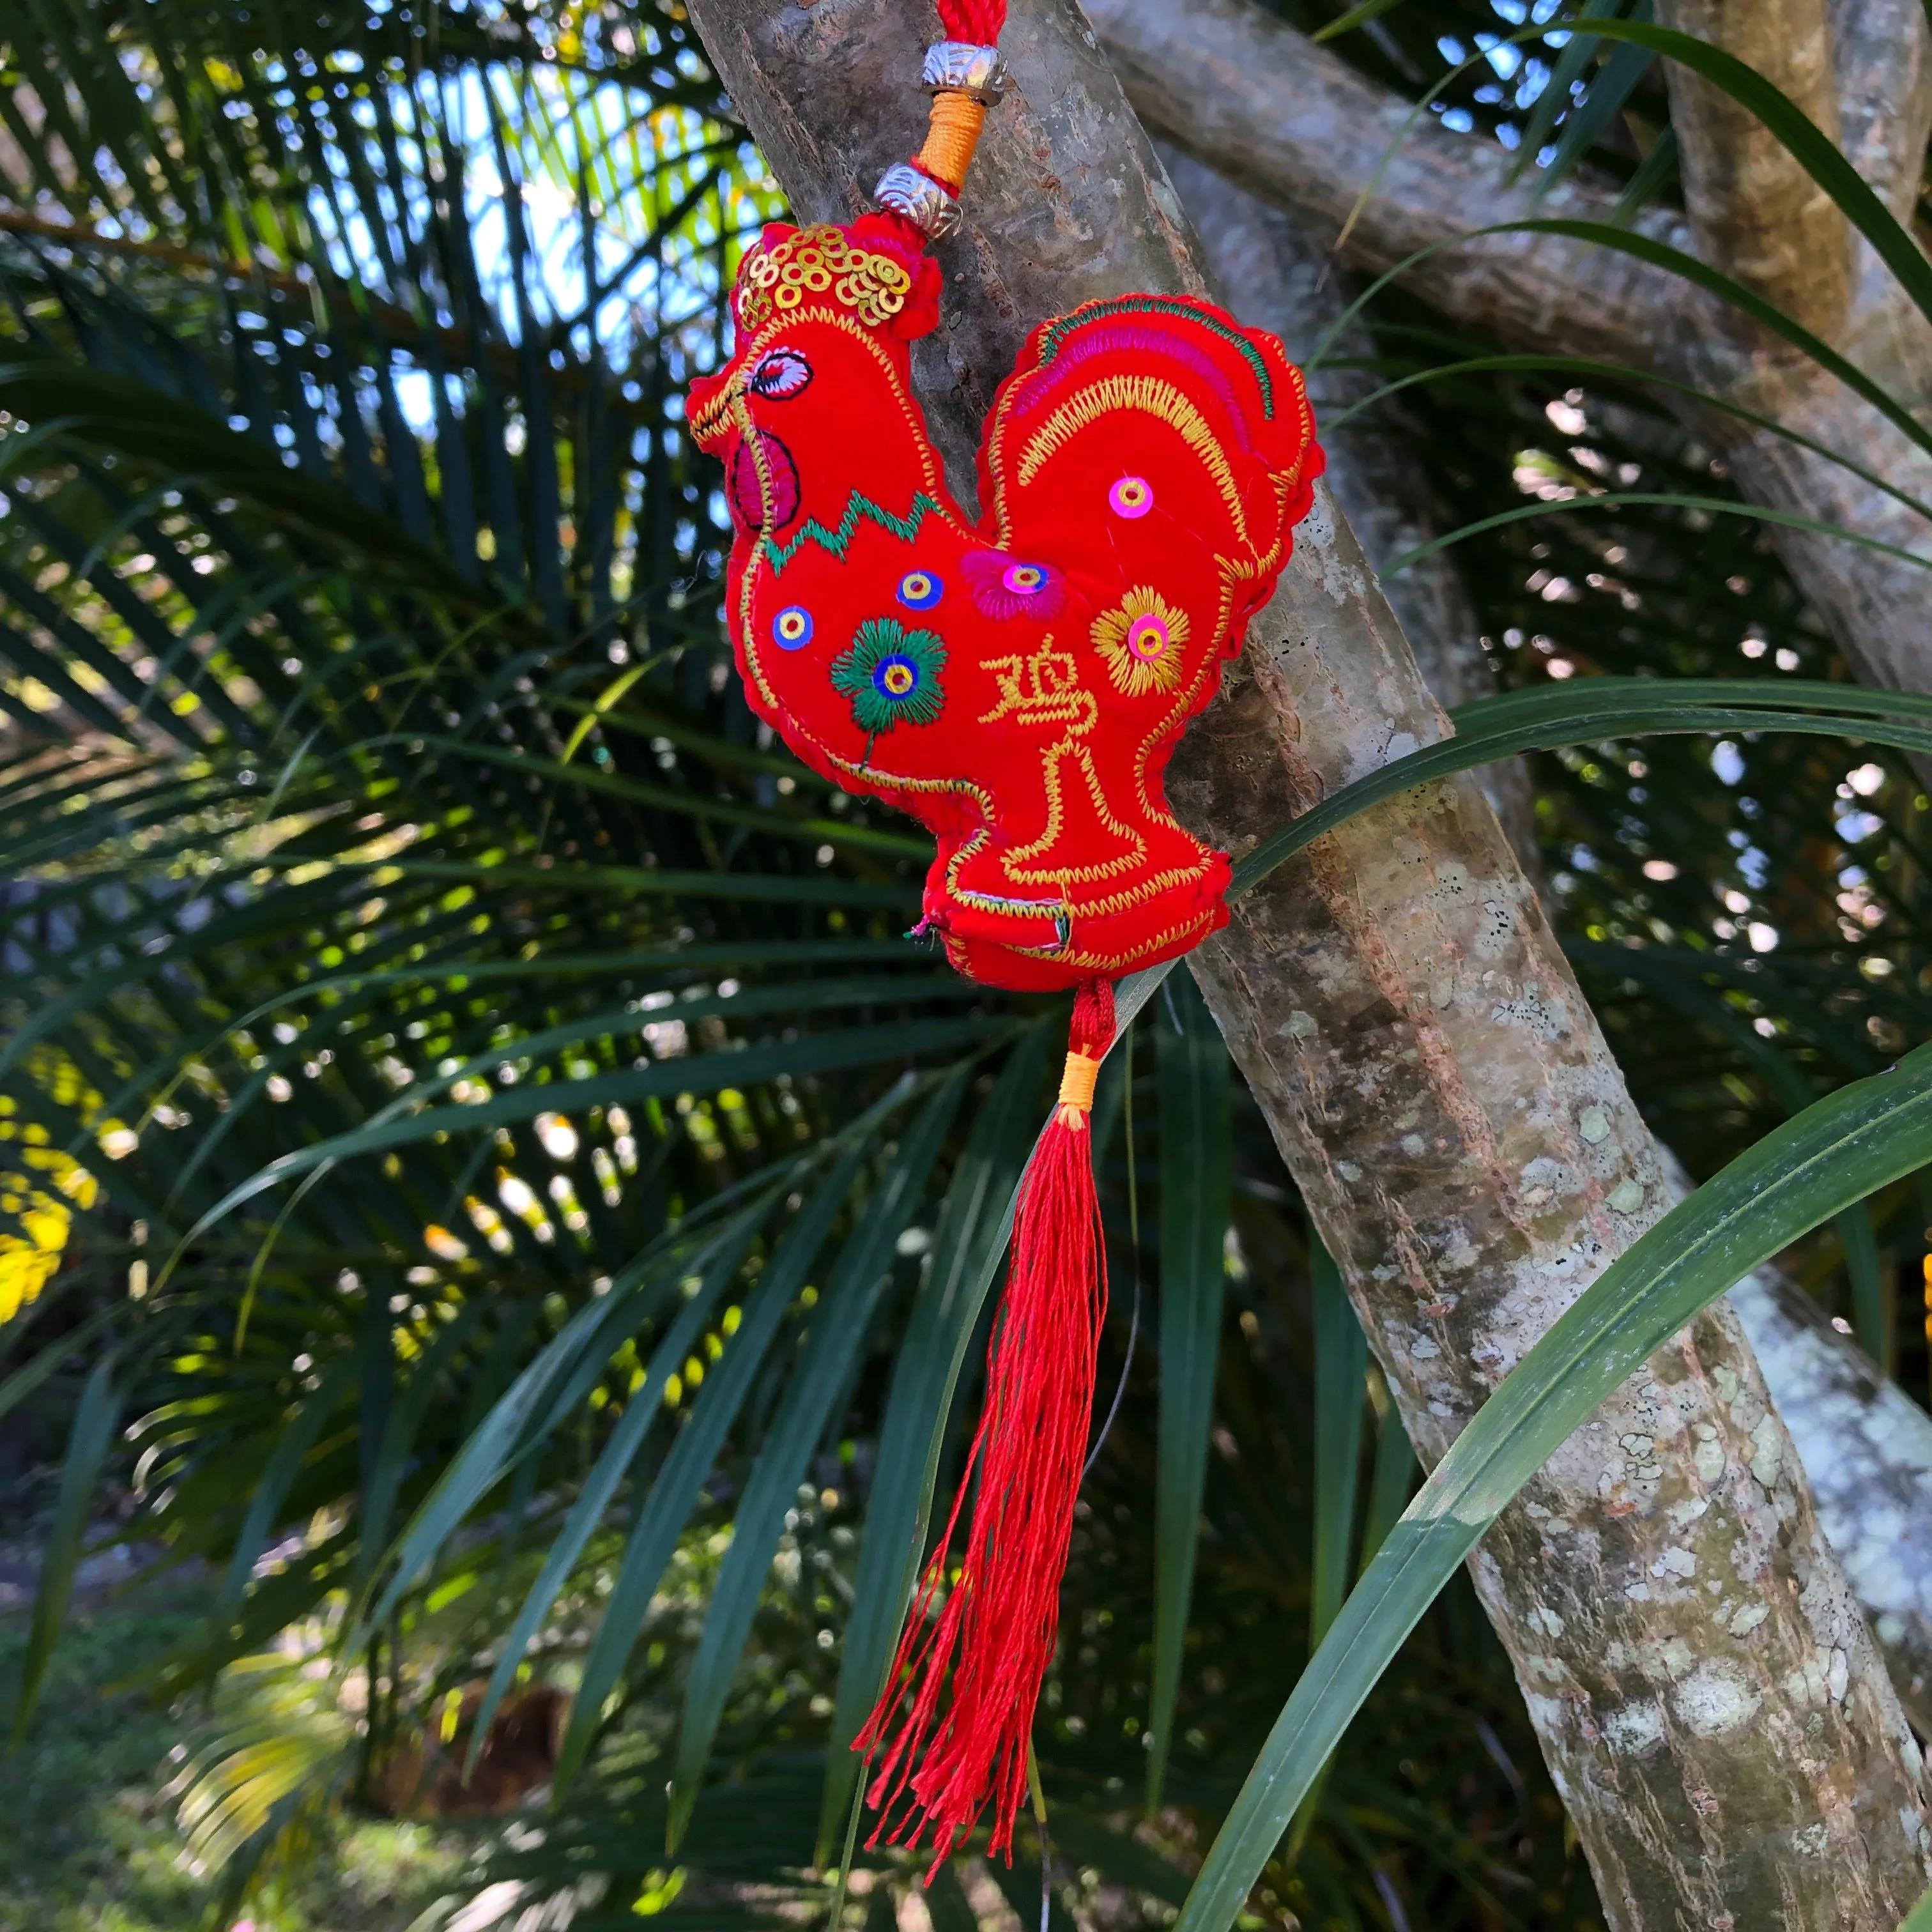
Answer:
xmin=688 ymin=217 xmax=1322 ymax=991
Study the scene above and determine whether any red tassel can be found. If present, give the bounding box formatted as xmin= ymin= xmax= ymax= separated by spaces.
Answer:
xmin=855 ymin=977 xmax=1116 ymax=1866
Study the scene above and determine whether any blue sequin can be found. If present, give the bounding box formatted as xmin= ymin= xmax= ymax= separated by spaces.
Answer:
xmin=896 ymin=570 xmax=944 ymax=611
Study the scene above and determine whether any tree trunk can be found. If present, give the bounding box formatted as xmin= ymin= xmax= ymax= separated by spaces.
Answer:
xmin=680 ymin=0 xmax=1932 ymax=1921
xmin=1167 ymin=137 xmax=1932 ymax=1745
xmin=1085 ymin=0 xmax=1932 ymax=704
xmin=1167 ymin=438 xmax=1930 ymax=1932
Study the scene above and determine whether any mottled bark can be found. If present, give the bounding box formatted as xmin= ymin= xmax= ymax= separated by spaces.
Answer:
xmin=1731 ymin=1264 xmax=1932 ymax=1735
xmin=680 ymin=0 xmax=1932 ymax=1920
xmin=1086 ymin=0 xmax=1932 ymax=703
xmin=1831 ymin=0 xmax=1932 ymax=228
xmin=1654 ymin=0 xmax=1852 ymax=344
xmin=1084 ymin=0 xmax=1703 ymax=359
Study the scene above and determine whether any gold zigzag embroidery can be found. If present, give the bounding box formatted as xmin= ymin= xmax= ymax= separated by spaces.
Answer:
xmin=1014 ymin=374 xmax=1248 ymax=546
xmin=943 ymin=902 xmax=1222 ymax=975
xmin=1000 ymin=739 xmax=1147 ymax=881
xmin=975 ymin=643 xmax=1096 ymax=733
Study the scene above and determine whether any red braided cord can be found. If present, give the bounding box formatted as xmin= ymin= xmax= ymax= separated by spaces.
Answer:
xmin=935 ymin=0 xmax=1006 ymax=46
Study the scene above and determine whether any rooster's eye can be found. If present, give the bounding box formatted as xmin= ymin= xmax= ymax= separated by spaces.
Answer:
xmin=749 ymin=348 xmax=813 ymax=399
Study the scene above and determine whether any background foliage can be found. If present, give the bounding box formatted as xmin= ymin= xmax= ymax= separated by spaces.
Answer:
xmin=3 ymin=3 xmax=1929 ymax=1929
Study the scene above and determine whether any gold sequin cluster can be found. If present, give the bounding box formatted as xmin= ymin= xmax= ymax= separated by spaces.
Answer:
xmin=737 ymin=226 xmax=913 ymax=332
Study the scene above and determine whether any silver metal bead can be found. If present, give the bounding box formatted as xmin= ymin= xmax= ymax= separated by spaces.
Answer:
xmin=921 ymin=40 xmax=1008 ymax=103
xmin=873 ymin=162 xmax=962 ymax=240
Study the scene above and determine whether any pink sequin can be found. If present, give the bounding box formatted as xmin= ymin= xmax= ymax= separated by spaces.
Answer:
xmin=963 ymin=549 xmax=1068 ymax=620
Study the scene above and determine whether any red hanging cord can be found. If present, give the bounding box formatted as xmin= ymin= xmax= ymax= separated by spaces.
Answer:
xmin=855 ymin=977 xmax=1115 ymax=1867
xmin=935 ymin=0 xmax=1006 ymax=44
xmin=870 ymin=0 xmax=1009 ymax=235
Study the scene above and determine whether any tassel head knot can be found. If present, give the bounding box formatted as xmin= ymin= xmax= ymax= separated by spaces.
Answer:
xmin=1055 ymin=1050 xmax=1101 ymax=1128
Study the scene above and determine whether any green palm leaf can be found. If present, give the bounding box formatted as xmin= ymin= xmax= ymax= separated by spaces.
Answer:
xmin=1146 ymin=975 xmax=1232 ymax=1808
xmin=1172 ymin=1043 xmax=1932 ymax=1932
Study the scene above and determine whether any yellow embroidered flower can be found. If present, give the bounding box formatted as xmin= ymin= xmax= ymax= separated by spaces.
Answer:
xmin=1091 ymin=585 xmax=1190 ymax=697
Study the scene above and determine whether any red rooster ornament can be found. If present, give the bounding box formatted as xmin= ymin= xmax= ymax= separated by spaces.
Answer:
xmin=688 ymin=218 xmax=1321 ymax=991
xmin=684 ymin=27 xmax=1321 ymax=1871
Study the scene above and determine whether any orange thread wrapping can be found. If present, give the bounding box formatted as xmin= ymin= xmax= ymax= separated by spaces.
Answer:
xmin=918 ymin=91 xmax=986 ymax=192
xmin=1055 ymin=1048 xmax=1101 ymax=1127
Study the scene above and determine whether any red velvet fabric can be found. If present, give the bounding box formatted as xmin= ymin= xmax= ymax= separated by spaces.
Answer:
xmin=689 ymin=217 xmax=1323 ymax=990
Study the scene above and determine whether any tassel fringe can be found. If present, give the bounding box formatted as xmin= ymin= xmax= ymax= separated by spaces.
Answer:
xmin=855 ymin=978 xmax=1116 ymax=1867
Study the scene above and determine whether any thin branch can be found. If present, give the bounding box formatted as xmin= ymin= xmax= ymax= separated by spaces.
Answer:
xmin=1084 ymin=0 xmax=1707 ymax=371
xmin=1085 ymin=0 xmax=1932 ymax=702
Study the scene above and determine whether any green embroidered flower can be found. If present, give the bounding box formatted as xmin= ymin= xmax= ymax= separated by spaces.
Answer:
xmin=831 ymin=617 xmax=947 ymax=739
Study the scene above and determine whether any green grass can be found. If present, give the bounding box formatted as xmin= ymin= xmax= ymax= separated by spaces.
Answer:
xmin=0 ymin=1575 xmax=478 ymax=1932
